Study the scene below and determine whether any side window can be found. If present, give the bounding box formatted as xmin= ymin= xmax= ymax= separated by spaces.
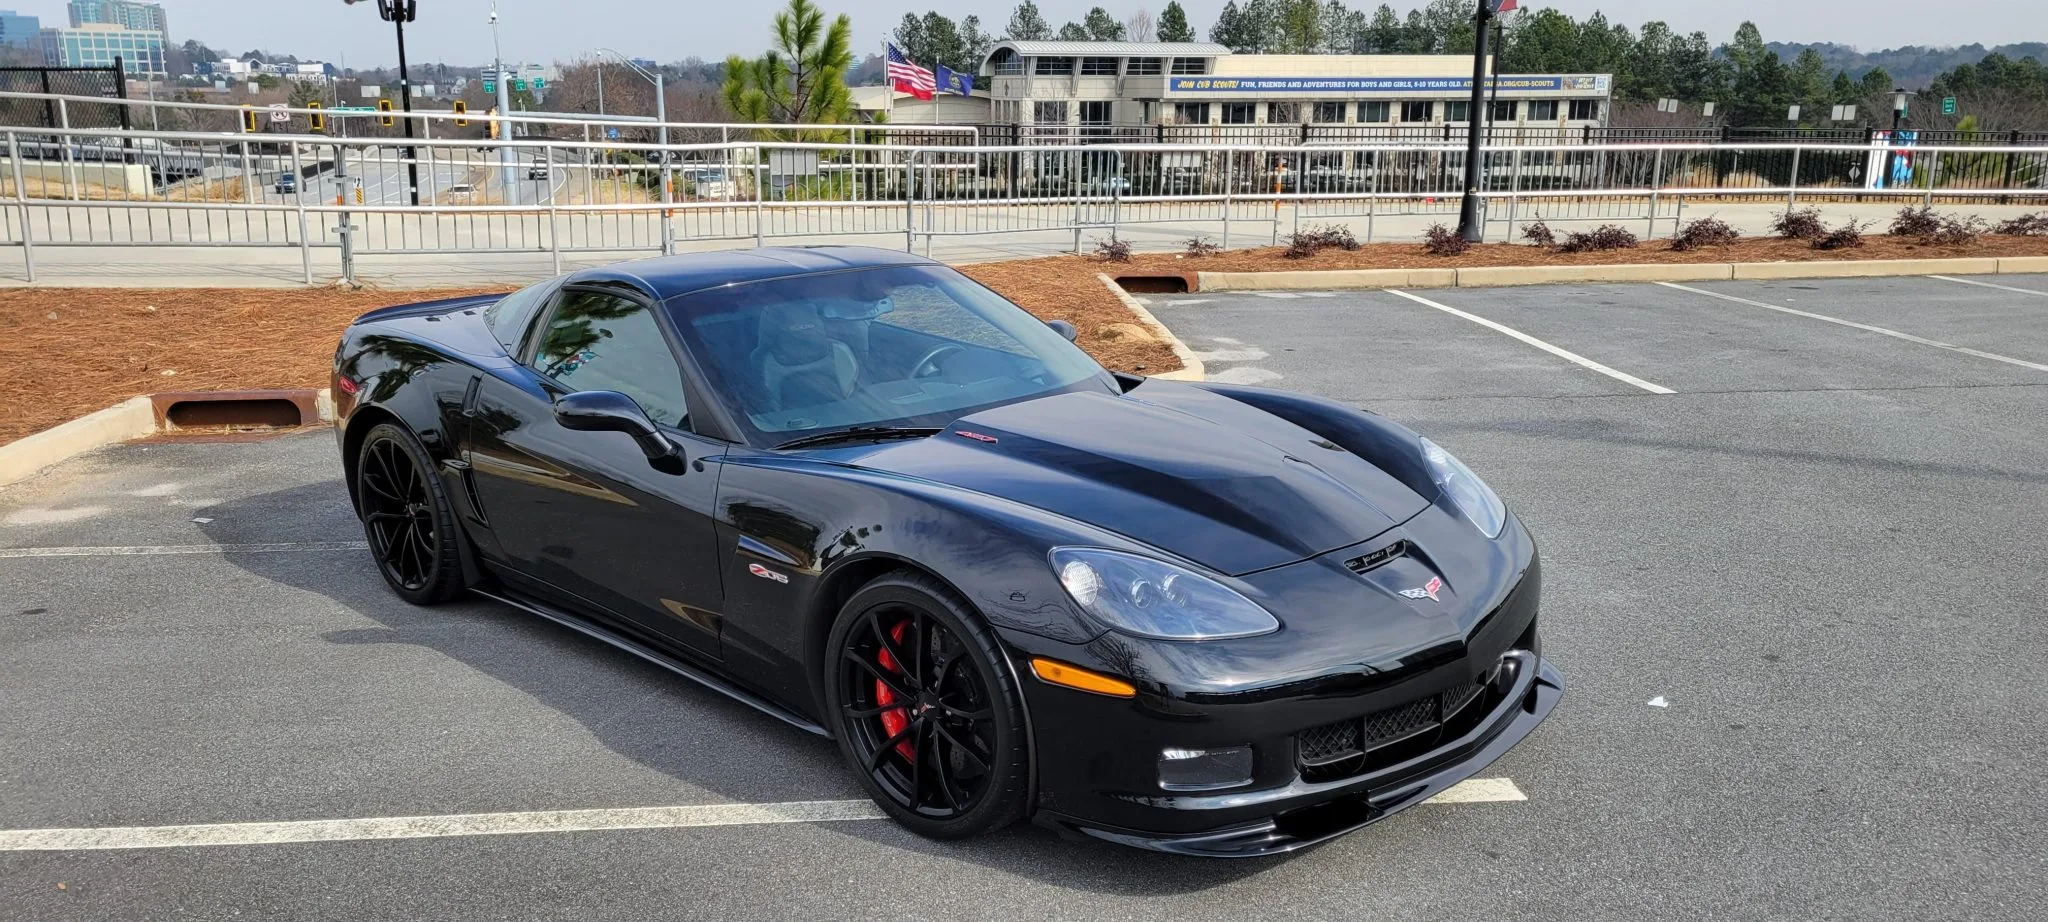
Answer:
xmin=530 ymin=290 xmax=690 ymax=427
xmin=482 ymin=277 xmax=563 ymax=354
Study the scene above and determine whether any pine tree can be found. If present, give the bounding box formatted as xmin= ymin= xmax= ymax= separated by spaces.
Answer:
xmin=721 ymin=0 xmax=855 ymax=140
xmin=1005 ymin=1 xmax=1050 ymax=41
xmin=1157 ymin=2 xmax=1194 ymax=42
xmin=1082 ymin=6 xmax=1127 ymax=41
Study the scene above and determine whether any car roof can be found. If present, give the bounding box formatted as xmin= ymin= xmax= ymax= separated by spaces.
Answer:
xmin=570 ymin=246 xmax=940 ymax=300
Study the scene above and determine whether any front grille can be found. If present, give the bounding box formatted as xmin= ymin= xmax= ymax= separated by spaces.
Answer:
xmin=1295 ymin=663 xmax=1509 ymax=783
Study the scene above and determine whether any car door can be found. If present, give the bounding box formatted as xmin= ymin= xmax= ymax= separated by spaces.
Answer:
xmin=463 ymin=283 xmax=725 ymax=659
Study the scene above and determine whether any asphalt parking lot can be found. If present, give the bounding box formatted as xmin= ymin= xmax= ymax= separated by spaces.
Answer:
xmin=4 ymin=273 xmax=2047 ymax=920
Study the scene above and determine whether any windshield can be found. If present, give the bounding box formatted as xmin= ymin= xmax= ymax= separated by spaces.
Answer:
xmin=666 ymin=264 xmax=1115 ymax=445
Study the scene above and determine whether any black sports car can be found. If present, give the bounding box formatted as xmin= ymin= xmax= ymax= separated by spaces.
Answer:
xmin=331 ymin=246 xmax=1561 ymax=857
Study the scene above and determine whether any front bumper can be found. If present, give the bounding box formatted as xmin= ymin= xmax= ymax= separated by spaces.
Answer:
xmin=1038 ymin=651 xmax=1562 ymax=857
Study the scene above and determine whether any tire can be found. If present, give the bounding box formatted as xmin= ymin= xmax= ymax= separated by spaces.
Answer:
xmin=825 ymin=571 xmax=1031 ymax=839
xmin=354 ymin=421 xmax=466 ymax=605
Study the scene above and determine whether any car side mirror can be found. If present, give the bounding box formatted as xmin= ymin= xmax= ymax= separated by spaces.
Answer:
xmin=553 ymin=390 xmax=684 ymax=471
xmin=1046 ymin=319 xmax=1078 ymax=342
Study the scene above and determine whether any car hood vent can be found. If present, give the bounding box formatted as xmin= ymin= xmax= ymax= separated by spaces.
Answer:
xmin=1343 ymin=540 xmax=1407 ymax=575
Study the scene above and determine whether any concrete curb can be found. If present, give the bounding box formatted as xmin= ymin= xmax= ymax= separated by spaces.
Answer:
xmin=1183 ymin=256 xmax=2042 ymax=293
xmin=0 ymin=396 xmax=156 ymax=487
xmin=1096 ymin=273 xmax=1206 ymax=381
xmin=0 ymin=388 xmax=335 ymax=488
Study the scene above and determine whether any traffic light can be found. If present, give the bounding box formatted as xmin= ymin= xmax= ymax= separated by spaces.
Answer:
xmin=241 ymin=106 xmax=258 ymax=133
xmin=308 ymin=101 xmax=325 ymax=133
xmin=452 ymin=100 xmax=468 ymax=127
xmin=486 ymin=107 xmax=500 ymax=140
xmin=377 ymin=98 xmax=394 ymax=128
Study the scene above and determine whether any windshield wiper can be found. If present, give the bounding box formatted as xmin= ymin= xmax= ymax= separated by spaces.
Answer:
xmin=774 ymin=426 xmax=943 ymax=451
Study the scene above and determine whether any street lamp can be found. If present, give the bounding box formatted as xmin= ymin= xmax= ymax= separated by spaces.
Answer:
xmin=490 ymin=3 xmax=516 ymax=203
xmin=593 ymin=48 xmax=672 ymax=243
xmin=343 ymin=0 xmax=421 ymax=206
xmin=1455 ymin=0 xmax=1515 ymax=243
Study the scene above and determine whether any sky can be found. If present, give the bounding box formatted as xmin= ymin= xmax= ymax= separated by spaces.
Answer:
xmin=12 ymin=1 xmax=2044 ymax=69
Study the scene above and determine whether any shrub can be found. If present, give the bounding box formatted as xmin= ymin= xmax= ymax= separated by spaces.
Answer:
xmin=1282 ymin=230 xmax=1323 ymax=259
xmin=1993 ymin=212 xmax=2048 ymax=236
xmin=1092 ymin=234 xmax=1133 ymax=263
xmin=1558 ymin=224 xmax=1640 ymax=253
xmin=1670 ymin=216 xmax=1740 ymax=252
xmin=1811 ymin=219 xmax=1868 ymax=250
xmin=1313 ymin=224 xmax=1361 ymax=252
xmin=1888 ymin=205 xmax=1943 ymax=237
xmin=1771 ymin=207 xmax=1826 ymax=240
xmin=1422 ymin=223 xmax=1470 ymax=256
xmin=1182 ymin=235 xmax=1221 ymax=257
xmin=1520 ymin=221 xmax=1556 ymax=247
xmin=1926 ymin=214 xmax=1987 ymax=246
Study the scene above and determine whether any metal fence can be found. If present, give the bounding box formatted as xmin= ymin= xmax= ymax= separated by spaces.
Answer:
xmin=2 ymin=113 xmax=2045 ymax=283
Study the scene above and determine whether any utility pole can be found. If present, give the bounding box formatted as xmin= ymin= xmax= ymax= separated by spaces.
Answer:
xmin=492 ymin=3 xmax=516 ymax=204
xmin=344 ymin=0 xmax=421 ymax=205
xmin=1455 ymin=0 xmax=1513 ymax=242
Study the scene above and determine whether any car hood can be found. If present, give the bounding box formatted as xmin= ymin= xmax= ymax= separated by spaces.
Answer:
xmin=838 ymin=386 xmax=1432 ymax=575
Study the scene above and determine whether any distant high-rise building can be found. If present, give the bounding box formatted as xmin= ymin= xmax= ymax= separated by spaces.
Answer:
xmin=40 ymin=22 xmax=164 ymax=74
xmin=0 ymin=9 xmax=41 ymax=47
xmin=67 ymin=0 xmax=166 ymax=40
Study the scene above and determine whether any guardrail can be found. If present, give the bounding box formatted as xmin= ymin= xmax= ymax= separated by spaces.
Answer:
xmin=0 ymin=122 xmax=2042 ymax=283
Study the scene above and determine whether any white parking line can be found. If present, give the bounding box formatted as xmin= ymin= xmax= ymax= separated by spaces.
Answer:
xmin=1657 ymin=282 xmax=2048 ymax=372
xmin=0 ymin=779 xmax=1527 ymax=850
xmin=1926 ymin=274 xmax=2048 ymax=298
xmin=1383 ymin=289 xmax=1675 ymax=394
xmin=0 ymin=541 xmax=367 ymax=559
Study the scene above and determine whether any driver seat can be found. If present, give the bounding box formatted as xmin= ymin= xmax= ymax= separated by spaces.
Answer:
xmin=749 ymin=302 xmax=859 ymax=411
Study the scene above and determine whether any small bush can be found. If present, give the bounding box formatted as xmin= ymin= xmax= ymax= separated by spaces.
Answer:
xmin=1313 ymin=224 xmax=1361 ymax=252
xmin=1993 ymin=212 xmax=2048 ymax=236
xmin=1670 ymin=216 xmax=1741 ymax=252
xmin=1092 ymin=234 xmax=1133 ymax=263
xmin=1558 ymin=224 xmax=1640 ymax=253
xmin=1422 ymin=223 xmax=1470 ymax=256
xmin=1771 ymin=207 xmax=1826 ymax=240
xmin=1182 ymin=235 xmax=1221 ymax=257
xmin=1926 ymin=214 xmax=1987 ymax=246
xmin=1811 ymin=219 xmax=1868 ymax=250
xmin=1520 ymin=221 xmax=1556 ymax=248
xmin=1888 ymin=205 xmax=1943 ymax=237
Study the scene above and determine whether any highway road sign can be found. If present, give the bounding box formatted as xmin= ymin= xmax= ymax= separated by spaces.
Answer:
xmin=513 ymin=79 xmax=527 ymax=91
xmin=268 ymin=104 xmax=289 ymax=124
xmin=483 ymin=81 xmax=494 ymax=93
xmin=533 ymin=78 xmax=545 ymax=89
xmin=1942 ymin=96 xmax=1957 ymax=116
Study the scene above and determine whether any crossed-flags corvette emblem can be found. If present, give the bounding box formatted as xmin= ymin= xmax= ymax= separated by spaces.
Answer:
xmin=1399 ymin=577 xmax=1444 ymax=602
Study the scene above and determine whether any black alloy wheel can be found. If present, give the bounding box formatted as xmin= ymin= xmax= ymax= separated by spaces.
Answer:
xmin=827 ymin=573 xmax=1030 ymax=839
xmin=356 ymin=422 xmax=464 ymax=604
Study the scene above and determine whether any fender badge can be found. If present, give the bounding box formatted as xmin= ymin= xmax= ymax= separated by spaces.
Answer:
xmin=748 ymin=563 xmax=789 ymax=584
xmin=954 ymin=430 xmax=998 ymax=443
xmin=1399 ymin=577 xmax=1443 ymax=602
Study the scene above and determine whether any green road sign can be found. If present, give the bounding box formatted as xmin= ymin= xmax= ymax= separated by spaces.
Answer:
xmin=483 ymin=80 xmax=495 ymax=93
xmin=513 ymin=79 xmax=527 ymax=92
xmin=1942 ymin=96 xmax=1957 ymax=116
xmin=533 ymin=78 xmax=544 ymax=89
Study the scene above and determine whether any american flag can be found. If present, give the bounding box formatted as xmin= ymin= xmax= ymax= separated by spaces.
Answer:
xmin=886 ymin=43 xmax=935 ymax=101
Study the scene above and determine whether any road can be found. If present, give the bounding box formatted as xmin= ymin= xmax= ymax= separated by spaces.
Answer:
xmin=2 ymin=274 xmax=2046 ymax=919
xmin=252 ymin=145 xmax=573 ymax=208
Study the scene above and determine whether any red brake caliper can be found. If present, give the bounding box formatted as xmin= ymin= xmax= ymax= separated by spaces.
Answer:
xmin=874 ymin=620 xmax=918 ymax=760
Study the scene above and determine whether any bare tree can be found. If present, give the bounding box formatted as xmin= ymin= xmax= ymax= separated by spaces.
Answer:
xmin=1127 ymin=8 xmax=1155 ymax=42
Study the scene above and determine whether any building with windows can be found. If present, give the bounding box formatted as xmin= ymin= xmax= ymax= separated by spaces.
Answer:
xmin=67 ymin=0 xmax=166 ymax=39
xmin=0 ymin=9 xmax=40 ymax=47
xmin=39 ymin=22 xmax=164 ymax=74
xmin=980 ymin=41 xmax=1609 ymax=143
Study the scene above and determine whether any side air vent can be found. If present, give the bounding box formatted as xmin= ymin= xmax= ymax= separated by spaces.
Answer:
xmin=1344 ymin=540 xmax=1407 ymax=575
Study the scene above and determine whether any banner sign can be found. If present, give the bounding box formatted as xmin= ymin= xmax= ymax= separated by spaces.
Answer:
xmin=1168 ymin=75 xmax=1608 ymax=94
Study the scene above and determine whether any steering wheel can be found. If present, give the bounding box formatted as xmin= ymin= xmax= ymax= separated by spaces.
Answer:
xmin=910 ymin=344 xmax=965 ymax=379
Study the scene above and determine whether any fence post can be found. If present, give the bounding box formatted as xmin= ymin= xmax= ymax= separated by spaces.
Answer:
xmin=1646 ymin=147 xmax=1664 ymax=239
xmin=291 ymin=141 xmax=311 ymax=285
xmin=753 ymin=143 xmax=766 ymax=248
xmin=57 ymin=99 xmax=77 ymax=200
xmin=549 ymin=202 xmax=563 ymax=276
xmin=239 ymin=139 xmax=254 ymax=205
xmin=1786 ymin=146 xmax=1801 ymax=212
xmin=1365 ymin=146 xmax=1378 ymax=243
xmin=1071 ymin=150 xmax=1083 ymax=255
xmin=2000 ymin=129 xmax=2019 ymax=205
xmin=903 ymin=150 xmax=915 ymax=253
xmin=1221 ymin=151 xmax=1233 ymax=250
xmin=9 ymin=131 xmax=35 ymax=283
xmin=1505 ymin=148 xmax=1522 ymax=238
xmin=1924 ymin=145 xmax=1938 ymax=208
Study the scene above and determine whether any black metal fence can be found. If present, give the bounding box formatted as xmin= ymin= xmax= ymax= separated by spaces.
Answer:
xmin=0 ymin=62 xmax=128 ymax=132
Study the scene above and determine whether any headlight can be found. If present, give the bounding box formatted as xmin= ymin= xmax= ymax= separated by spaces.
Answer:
xmin=1421 ymin=437 xmax=1506 ymax=538
xmin=1049 ymin=547 xmax=1279 ymax=641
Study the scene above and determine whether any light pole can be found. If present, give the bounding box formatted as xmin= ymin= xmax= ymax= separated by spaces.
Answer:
xmin=491 ymin=3 xmax=516 ymax=203
xmin=343 ymin=0 xmax=421 ymax=206
xmin=594 ymin=48 xmax=671 ymax=248
xmin=1455 ymin=0 xmax=1513 ymax=242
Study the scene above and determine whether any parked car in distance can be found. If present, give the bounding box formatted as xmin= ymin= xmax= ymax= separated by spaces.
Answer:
xmin=274 ymin=172 xmax=297 ymax=194
xmin=527 ymin=159 xmax=550 ymax=181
